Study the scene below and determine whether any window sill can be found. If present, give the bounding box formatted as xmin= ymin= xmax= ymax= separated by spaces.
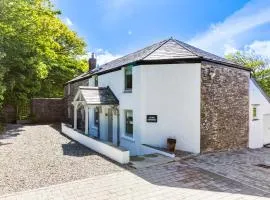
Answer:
xmin=121 ymin=135 xmax=135 ymax=143
xmin=123 ymin=90 xmax=132 ymax=93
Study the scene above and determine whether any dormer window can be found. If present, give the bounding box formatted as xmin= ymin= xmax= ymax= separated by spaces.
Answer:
xmin=124 ymin=65 xmax=132 ymax=92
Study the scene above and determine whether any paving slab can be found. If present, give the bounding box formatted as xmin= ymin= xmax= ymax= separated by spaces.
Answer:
xmin=184 ymin=148 xmax=270 ymax=193
xmin=130 ymin=153 xmax=174 ymax=169
xmin=0 ymin=161 xmax=269 ymax=200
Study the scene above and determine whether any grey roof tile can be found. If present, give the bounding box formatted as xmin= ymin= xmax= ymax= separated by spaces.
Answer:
xmin=143 ymin=39 xmax=198 ymax=60
xmin=96 ymin=39 xmax=168 ymax=73
xmin=67 ymin=38 xmax=248 ymax=84
xmin=174 ymin=39 xmax=238 ymax=66
xmin=79 ymin=86 xmax=119 ymax=105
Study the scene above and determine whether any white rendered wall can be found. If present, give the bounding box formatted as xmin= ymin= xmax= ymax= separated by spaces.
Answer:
xmin=249 ymin=79 xmax=270 ymax=148
xmin=97 ymin=67 xmax=142 ymax=156
xmin=89 ymin=63 xmax=201 ymax=155
xmin=61 ymin=123 xmax=130 ymax=164
xmin=140 ymin=63 xmax=201 ymax=153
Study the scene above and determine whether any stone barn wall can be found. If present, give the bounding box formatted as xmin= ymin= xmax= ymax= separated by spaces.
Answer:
xmin=200 ymin=61 xmax=250 ymax=153
xmin=31 ymin=98 xmax=64 ymax=123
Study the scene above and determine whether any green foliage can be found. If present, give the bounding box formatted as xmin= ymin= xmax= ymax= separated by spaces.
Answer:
xmin=0 ymin=52 xmax=6 ymax=108
xmin=0 ymin=0 xmax=87 ymax=109
xmin=226 ymin=51 xmax=270 ymax=96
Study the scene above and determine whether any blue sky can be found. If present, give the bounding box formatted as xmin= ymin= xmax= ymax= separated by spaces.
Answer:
xmin=55 ymin=0 xmax=270 ymax=64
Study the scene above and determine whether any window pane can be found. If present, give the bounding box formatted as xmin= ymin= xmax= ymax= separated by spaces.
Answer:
xmin=125 ymin=110 xmax=133 ymax=137
xmin=94 ymin=76 xmax=98 ymax=86
xmin=94 ymin=107 xmax=99 ymax=126
xmin=253 ymin=107 xmax=257 ymax=118
xmin=125 ymin=66 xmax=132 ymax=90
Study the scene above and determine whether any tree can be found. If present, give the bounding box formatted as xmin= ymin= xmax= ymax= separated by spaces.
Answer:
xmin=0 ymin=0 xmax=87 ymax=111
xmin=226 ymin=51 xmax=270 ymax=96
xmin=0 ymin=52 xmax=6 ymax=108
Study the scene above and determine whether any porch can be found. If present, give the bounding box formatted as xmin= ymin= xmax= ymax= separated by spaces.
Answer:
xmin=62 ymin=86 xmax=130 ymax=164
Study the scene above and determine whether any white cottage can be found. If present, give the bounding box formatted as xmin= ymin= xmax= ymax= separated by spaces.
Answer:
xmin=62 ymin=38 xmax=270 ymax=164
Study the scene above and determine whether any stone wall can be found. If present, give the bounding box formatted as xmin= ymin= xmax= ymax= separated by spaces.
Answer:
xmin=200 ymin=61 xmax=250 ymax=152
xmin=31 ymin=98 xmax=64 ymax=123
xmin=0 ymin=105 xmax=16 ymax=123
xmin=63 ymin=79 xmax=89 ymax=124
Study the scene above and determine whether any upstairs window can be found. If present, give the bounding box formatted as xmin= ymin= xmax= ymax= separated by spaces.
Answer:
xmin=124 ymin=66 xmax=132 ymax=91
xmin=252 ymin=104 xmax=259 ymax=120
xmin=125 ymin=110 xmax=133 ymax=138
xmin=94 ymin=76 xmax=98 ymax=87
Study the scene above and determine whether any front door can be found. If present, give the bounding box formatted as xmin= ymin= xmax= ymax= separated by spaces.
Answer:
xmin=108 ymin=108 xmax=113 ymax=142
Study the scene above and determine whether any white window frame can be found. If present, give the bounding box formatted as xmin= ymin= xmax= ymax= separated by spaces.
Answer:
xmin=252 ymin=104 xmax=259 ymax=120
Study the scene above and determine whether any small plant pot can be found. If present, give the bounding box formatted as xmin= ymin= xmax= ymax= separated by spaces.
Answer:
xmin=167 ymin=138 xmax=176 ymax=152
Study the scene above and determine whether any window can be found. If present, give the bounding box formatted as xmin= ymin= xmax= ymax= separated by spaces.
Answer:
xmin=67 ymin=84 xmax=71 ymax=95
xmin=68 ymin=106 xmax=71 ymax=118
xmin=252 ymin=105 xmax=259 ymax=120
xmin=124 ymin=65 xmax=132 ymax=91
xmin=94 ymin=76 xmax=98 ymax=87
xmin=125 ymin=110 xmax=133 ymax=137
xmin=94 ymin=107 xmax=99 ymax=127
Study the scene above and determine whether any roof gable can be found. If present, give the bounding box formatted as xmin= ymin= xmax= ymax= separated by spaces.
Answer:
xmin=143 ymin=39 xmax=198 ymax=61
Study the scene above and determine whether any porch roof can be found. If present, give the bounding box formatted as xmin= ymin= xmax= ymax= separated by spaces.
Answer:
xmin=75 ymin=86 xmax=119 ymax=106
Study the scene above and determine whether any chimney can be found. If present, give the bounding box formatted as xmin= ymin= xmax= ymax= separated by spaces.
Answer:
xmin=88 ymin=52 xmax=97 ymax=71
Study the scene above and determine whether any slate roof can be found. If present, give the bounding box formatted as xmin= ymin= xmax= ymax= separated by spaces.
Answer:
xmin=251 ymin=78 xmax=270 ymax=103
xmin=78 ymin=86 xmax=119 ymax=105
xmin=66 ymin=37 xmax=249 ymax=84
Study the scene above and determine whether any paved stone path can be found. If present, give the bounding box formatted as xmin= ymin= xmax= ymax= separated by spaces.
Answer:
xmin=0 ymin=161 xmax=269 ymax=200
xmin=185 ymin=148 xmax=270 ymax=193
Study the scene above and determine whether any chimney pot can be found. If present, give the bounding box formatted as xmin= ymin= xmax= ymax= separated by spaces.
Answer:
xmin=88 ymin=52 xmax=97 ymax=71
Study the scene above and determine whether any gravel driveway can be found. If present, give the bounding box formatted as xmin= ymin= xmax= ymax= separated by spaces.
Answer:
xmin=0 ymin=124 xmax=124 ymax=195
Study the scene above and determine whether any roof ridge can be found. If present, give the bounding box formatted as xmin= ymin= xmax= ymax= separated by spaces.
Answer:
xmin=99 ymin=39 xmax=169 ymax=69
xmin=172 ymin=39 xmax=201 ymax=58
xmin=141 ymin=38 xmax=171 ymax=60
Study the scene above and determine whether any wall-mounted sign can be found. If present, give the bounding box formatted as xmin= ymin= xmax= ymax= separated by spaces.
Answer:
xmin=146 ymin=115 xmax=158 ymax=123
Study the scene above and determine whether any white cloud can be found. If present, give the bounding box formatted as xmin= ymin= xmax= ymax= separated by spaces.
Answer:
xmin=189 ymin=0 xmax=270 ymax=56
xmin=224 ymin=43 xmax=238 ymax=55
xmin=96 ymin=50 xmax=122 ymax=65
xmin=247 ymin=40 xmax=270 ymax=58
xmin=64 ymin=17 xmax=73 ymax=26
xmin=85 ymin=49 xmax=122 ymax=65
